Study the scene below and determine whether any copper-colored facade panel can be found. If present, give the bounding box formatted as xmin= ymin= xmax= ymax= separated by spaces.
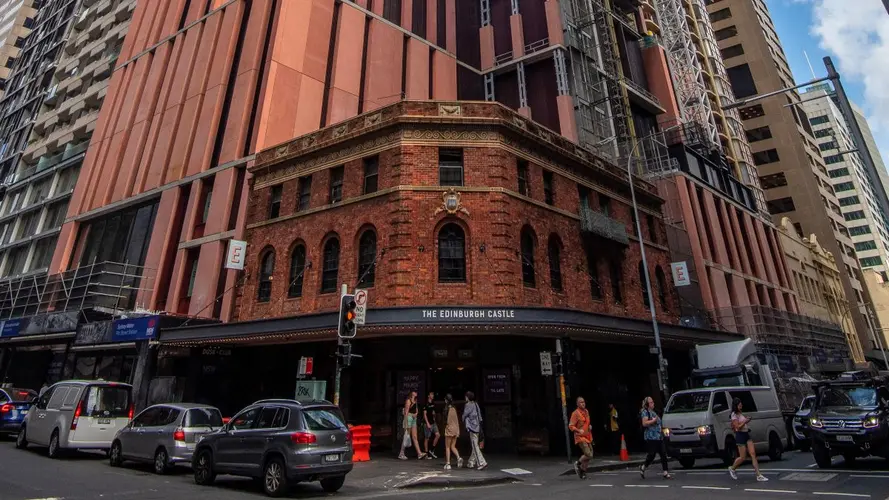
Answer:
xmin=361 ymin=20 xmax=404 ymax=112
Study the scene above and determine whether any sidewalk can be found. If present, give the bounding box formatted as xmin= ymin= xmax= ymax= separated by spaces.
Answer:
xmin=346 ymin=452 xmax=655 ymax=491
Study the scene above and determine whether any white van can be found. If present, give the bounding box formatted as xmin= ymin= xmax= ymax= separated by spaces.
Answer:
xmin=662 ymin=386 xmax=787 ymax=468
xmin=16 ymin=380 xmax=133 ymax=458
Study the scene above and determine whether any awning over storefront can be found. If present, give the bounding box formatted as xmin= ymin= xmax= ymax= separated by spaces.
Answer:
xmin=159 ymin=306 xmax=742 ymax=347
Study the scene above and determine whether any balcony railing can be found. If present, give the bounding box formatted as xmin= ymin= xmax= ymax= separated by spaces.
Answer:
xmin=579 ymin=206 xmax=629 ymax=245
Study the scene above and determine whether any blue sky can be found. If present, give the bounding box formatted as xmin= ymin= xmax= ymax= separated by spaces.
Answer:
xmin=765 ymin=0 xmax=889 ymax=161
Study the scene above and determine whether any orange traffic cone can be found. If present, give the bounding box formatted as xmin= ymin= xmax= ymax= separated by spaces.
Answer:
xmin=619 ymin=434 xmax=630 ymax=461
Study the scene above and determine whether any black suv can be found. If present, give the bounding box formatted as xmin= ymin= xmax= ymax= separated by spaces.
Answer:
xmin=192 ymin=399 xmax=353 ymax=497
xmin=808 ymin=372 xmax=889 ymax=468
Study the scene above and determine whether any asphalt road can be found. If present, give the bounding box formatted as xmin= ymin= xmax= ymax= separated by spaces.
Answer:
xmin=0 ymin=439 xmax=887 ymax=500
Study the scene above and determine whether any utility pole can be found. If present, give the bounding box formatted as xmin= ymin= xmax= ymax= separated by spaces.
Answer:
xmin=555 ymin=339 xmax=572 ymax=463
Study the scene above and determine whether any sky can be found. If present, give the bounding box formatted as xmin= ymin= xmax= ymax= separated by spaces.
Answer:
xmin=766 ymin=0 xmax=889 ymax=162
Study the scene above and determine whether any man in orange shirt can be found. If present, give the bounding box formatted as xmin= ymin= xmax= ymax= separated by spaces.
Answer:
xmin=568 ymin=396 xmax=593 ymax=479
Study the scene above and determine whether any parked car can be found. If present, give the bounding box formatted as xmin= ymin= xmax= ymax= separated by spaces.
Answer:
xmin=0 ymin=387 xmax=37 ymax=437
xmin=792 ymin=395 xmax=816 ymax=452
xmin=663 ymin=386 xmax=786 ymax=468
xmin=192 ymin=399 xmax=353 ymax=497
xmin=17 ymin=380 xmax=133 ymax=458
xmin=109 ymin=403 xmax=223 ymax=474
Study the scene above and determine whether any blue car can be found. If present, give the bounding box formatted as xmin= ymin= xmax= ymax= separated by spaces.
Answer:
xmin=0 ymin=387 xmax=37 ymax=436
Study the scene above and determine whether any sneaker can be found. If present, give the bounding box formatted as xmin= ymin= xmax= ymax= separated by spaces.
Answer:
xmin=398 ymin=453 xmax=408 ymax=460
xmin=756 ymin=475 xmax=769 ymax=482
xmin=574 ymin=461 xmax=582 ymax=478
xmin=457 ymin=458 xmax=464 ymax=468
xmin=425 ymin=453 xmax=433 ymax=460
xmin=579 ymin=469 xmax=587 ymax=480
xmin=478 ymin=464 xmax=488 ymax=471
xmin=728 ymin=467 xmax=738 ymax=480
xmin=663 ymin=472 xmax=673 ymax=480
xmin=444 ymin=464 xmax=452 ymax=471
xmin=639 ymin=465 xmax=646 ymax=479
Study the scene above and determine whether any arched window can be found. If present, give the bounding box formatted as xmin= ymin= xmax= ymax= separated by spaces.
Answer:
xmin=639 ymin=261 xmax=650 ymax=309
xmin=320 ymin=238 xmax=340 ymax=293
xmin=288 ymin=245 xmax=306 ymax=298
xmin=656 ymin=266 xmax=668 ymax=309
xmin=521 ymin=228 xmax=536 ymax=287
xmin=548 ymin=236 xmax=562 ymax=291
xmin=358 ymin=230 xmax=376 ymax=288
xmin=438 ymin=224 xmax=466 ymax=282
xmin=257 ymin=250 xmax=275 ymax=302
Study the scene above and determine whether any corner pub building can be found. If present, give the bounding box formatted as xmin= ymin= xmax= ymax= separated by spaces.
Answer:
xmin=158 ymin=101 xmax=739 ymax=454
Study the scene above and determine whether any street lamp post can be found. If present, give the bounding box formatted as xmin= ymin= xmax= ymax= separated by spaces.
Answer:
xmin=625 ymin=124 xmax=682 ymax=401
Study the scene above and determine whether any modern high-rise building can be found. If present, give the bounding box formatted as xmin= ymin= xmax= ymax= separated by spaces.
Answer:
xmin=850 ymin=101 xmax=889 ymax=216
xmin=0 ymin=0 xmax=37 ymax=99
xmin=0 ymin=0 xmax=135 ymax=280
xmin=707 ymin=0 xmax=873 ymax=353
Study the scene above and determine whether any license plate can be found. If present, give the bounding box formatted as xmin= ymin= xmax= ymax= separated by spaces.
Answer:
xmin=680 ymin=448 xmax=693 ymax=454
xmin=324 ymin=454 xmax=340 ymax=463
xmin=836 ymin=435 xmax=854 ymax=442
xmin=97 ymin=418 xmax=111 ymax=425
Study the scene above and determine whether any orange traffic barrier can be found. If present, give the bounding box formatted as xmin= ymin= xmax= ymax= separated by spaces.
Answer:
xmin=619 ymin=434 xmax=630 ymax=461
xmin=350 ymin=424 xmax=372 ymax=462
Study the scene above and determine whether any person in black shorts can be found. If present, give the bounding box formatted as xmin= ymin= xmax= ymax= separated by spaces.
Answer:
xmin=728 ymin=397 xmax=767 ymax=482
xmin=423 ymin=391 xmax=441 ymax=459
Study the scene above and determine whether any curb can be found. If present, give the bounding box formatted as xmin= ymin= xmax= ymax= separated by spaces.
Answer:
xmin=395 ymin=475 xmax=520 ymax=489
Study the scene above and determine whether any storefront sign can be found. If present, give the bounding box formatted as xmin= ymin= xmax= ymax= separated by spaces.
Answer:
xmin=225 ymin=240 xmax=247 ymax=270
xmin=111 ymin=315 xmax=159 ymax=342
xmin=483 ymin=369 xmax=511 ymax=404
xmin=396 ymin=371 xmax=425 ymax=406
xmin=421 ymin=308 xmax=516 ymax=320
xmin=75 ymin=321 xmax=114 ymax=345
xmin=1 ymin=319 xmax=22 ymax=337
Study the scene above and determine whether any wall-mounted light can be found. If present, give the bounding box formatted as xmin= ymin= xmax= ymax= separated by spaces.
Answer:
xmin=418 ymin=245 xmax=425 ymax=253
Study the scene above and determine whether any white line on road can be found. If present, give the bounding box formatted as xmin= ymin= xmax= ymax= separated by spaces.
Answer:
xmin=589 ymin=484 xmax=613 ymax=487
xmin=626 ymin=484 xmax=670 ymax=488
xmin=745 ymin=488 xmax=798 ymax=494
xmin=812 ymin=493 xmax=870 ymax=498
xmin=682 ymin=486 xmax=732 ymax=491
xmin=851 ymin=475 xmax=889 ymax=479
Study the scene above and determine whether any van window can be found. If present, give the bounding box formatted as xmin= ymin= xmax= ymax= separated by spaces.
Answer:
xmin=186 ymin=408 xmax=223 ymax=428
xmin=302 ymin=407 xmax=347 ymax=431
xmin=666 ymin=392 xmax=712 ymax=414
xmin=83 ymin=385 xmax=131 ymax=418
xmin=729 ymin=390 xmax=758 ymax=412
xmin=47 ymin=387 xmax=70 ymax=410
xmin=712 ymin=392 xmax=729 ymax=414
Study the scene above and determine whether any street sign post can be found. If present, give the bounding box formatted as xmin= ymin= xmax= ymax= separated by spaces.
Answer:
xmin=354 ymin=289 xmax=368 ymax=325
xmin=539 ymin=351 xmax=553 ymax=376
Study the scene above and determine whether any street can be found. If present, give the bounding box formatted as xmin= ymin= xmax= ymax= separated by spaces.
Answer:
xmin=1 ymin=439 xmax=888 ymax=500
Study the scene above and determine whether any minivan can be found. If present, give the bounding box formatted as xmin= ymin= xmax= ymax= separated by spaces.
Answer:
xmin=17 ymin=380 xmax=133 ymax=458
xmin=662 ymin=386 xmax=787 ymax=468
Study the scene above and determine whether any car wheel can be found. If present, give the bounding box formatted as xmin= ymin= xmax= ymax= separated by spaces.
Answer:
xmin=813 ymin=441 xmax=832 ymax=468
xmin=723 ymin=436 xmax=738 ymax=466
xmin=47 ymin=430 xmax=61 ymax=459
xmin=109 ymin=441 xmax=123 ymax=467
xmin=320 ymin=475 xmax=346 ymax=493
xmin=193 ymin=449 xmax=216 ymax=486
xmin=15 ymin=426 xmax=27 ymax=449
xmin=154 ymin=447 xmax=170 ymax=474
xmin=263 ymin=457 xmax=289 ymax=497
xmin=768 ymin=432 xmax=784 ymax=461
xmin=678 ymin=457 xmax=696 ymax=469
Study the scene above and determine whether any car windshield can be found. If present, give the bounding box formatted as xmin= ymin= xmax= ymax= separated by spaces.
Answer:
xmin=800 ymin=397 xmax=815 ymax=411
xmin=666 ymin=392 xmax=711 ymax=414
xmin=819 ymin=386 xmax=877 ymax=408
xmin=186 ymin=408 xmax=223 ymax=427
xmin=303 ymin=407 xmax=347 ymax=431
xmin=7 ymin=388 xmax=36 ymax=401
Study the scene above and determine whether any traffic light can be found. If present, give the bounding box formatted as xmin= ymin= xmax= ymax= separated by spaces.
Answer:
xmin=338 ymin=343 xmax=353 ymax=367
xmin=338 ymin=294 xmax=357 ymax=338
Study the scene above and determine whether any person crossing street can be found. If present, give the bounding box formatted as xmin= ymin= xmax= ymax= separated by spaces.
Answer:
xmin=568 ymin=397 xmax=593 ymax=479
xmin=639 ymin=396 xmax=673 ymax=479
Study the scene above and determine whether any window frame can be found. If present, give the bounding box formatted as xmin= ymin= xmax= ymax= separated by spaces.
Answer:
xmin=257 ymin=249 xmax=275 ymax=302
xmin=329 ymin=166 xmax=344 ymax=204
xmin=288 ymin=244 xmax=306 ymax=298
xmin=268 ymin=185 xmax=282 ymax=219
xmin=320 ymin=237 xmax=341 ymax=293
xmin=438 ymin=223 xmax=467 ymax=283
xmin=548 ymin=237 xmax=562 ymax=292
xmin=357 ymin=230 xmax=377 ymax=288
xmin=521 ymin=228 xmax=536 ymax=287
xmin=297 ymin=175 xmax=312 ymax=212
xmin=363 ymin=156 xmax=379 ymax=195
xmin=438 ymin=148 xmax=464 ymax=187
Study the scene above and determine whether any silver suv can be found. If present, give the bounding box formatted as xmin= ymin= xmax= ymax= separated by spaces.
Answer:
xmin=192 ymin=399 xmax=353 ymax=497
xmin=109 ymin=403 xmax=223 ymax=474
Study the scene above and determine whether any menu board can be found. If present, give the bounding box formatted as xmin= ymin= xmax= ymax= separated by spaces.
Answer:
xmin=483 ymin=369 xmax=511 ymax=404
xmin=395 ymin=371 xmax=426 ymax=406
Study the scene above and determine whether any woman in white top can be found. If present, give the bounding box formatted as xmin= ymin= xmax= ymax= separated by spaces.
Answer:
xmin=728 ymin=397 xmax=767 ymax=482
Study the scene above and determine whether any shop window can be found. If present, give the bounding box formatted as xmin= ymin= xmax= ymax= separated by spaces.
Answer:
xmin=517 ymin=159 xmax=529 ymax=196
xmin=656 ymin=266 xmax=667 ymax=309
xmin=358 ymin=230 xmax=376 ymax=288
xmin=439 ymin=148 xmax=464 ymax=186
xmin=639 ymin=262 xmax=650 ymax=309
xmin=543 ymin=171 xmax=554 ymax=205
xmin=610 ymin=258 xmax=623 ymax=304
xmin=297 ymin=175 xmax=312 ymax=212
xmin=329 ymin=166 xmax=344 ymax=204
xmin=268 ymin=185 xmax=282 ymax=219
xmin=438 ymin=224 xmax=466 ymax=282
xmin=363 ymin=156 xmax=379 ymax=195
xmin=258 ymin=250 xmax=275 ymax=302
xmin=521 ymin=227 xmax=536 ymax=287
xmin=288 ymin=245 xmax=306 ymax=298
xmin=321 ymin=238 xmax=340 ymax=293
xmin=548 ymin=236 xmax=562 ymax=292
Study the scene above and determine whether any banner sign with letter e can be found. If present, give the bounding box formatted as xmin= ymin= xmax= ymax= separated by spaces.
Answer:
xmin=225 ymin=240 xmax=247 ymax=270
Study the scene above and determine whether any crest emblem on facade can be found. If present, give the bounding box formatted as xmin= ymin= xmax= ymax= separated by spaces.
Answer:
xmin=435 ymin=188 xmax=470 ymax=216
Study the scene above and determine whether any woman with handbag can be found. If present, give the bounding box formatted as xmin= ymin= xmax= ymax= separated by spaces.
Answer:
xmin=398 ymin=391 xmax=426 ymax=460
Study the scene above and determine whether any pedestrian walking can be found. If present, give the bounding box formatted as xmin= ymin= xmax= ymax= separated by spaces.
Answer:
xmin=728 ymin=397 xmax=768 ymax=482
xmin=398 ymin=391 xmax=426 ymax=460
xmin=462 ymin=391 xmax=487 ymax=470
xmin=639 ymin=396 xmax=673 ymax=479
xmin=607 ymin=403 xmax=621 ymax=455
xmin=443 ymin=393 xmax=463 ymax=470
xmin=423 ymin=391 xmax=440 ymax=459
xmin=569 ymin=396 xmax=593 ymax=479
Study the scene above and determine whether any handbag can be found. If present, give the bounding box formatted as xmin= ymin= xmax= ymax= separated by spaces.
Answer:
xmin=402 ymin=430 xmax=412 ymax=448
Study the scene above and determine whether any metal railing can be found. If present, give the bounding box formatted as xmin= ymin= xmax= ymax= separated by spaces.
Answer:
xmin=0 ymin=261 xmax=157 ymax=320
xmin=579 ymin=206 xmax=630 ymax=244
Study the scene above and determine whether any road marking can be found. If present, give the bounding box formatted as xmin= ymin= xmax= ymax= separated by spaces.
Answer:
xmin=682 ymin=486 xmax=732 ymax=491
xmin=502 ymin=468 xmax=533 ymax=475
xmin=589 ymin=484 xmax=613 ymax=487
xmin=745 ymin=488 xmax=798 ymax=494
xmin=851 ymin=475 xmax=889 ymax=479
xmin=626 ymin=484 xmax=670 ymax=488
xmin=808 ymin=463 xmax=819 ymax=468
xmin=812 ymin=492 xmax=871 ymax=498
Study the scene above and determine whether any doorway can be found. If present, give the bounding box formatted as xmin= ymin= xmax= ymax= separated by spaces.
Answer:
xmin=429 ymin=363 xmax=477 ymax=400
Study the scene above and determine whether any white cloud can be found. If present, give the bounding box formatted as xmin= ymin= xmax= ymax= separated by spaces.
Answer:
xmin=806 ymin=0 xmax=889 ymax=164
